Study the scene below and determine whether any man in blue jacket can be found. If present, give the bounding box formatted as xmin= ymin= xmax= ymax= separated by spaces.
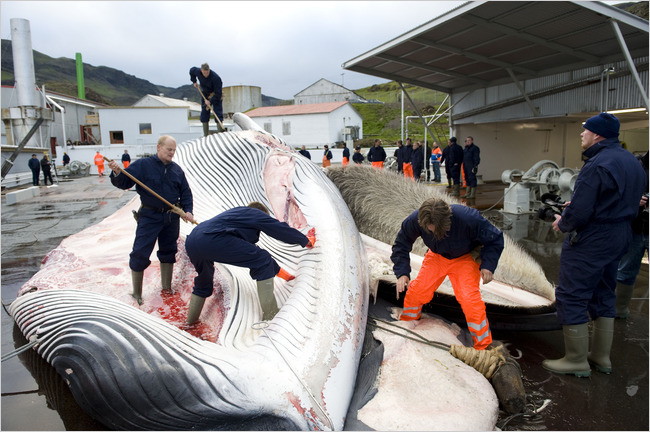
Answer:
xmin=462 ymin=136 xmax=481 ymax=198
xmin=184 ymin=202 xmax=316 ymax=323
xmin=447 ymin=137 xmax=464 ymax=196
xmin=391 ymin=198 xmax=504 ymax=350
xmin=28 ymin=153 xmax=40 ymax=186
xmin=190 ymin=63 xmax=223 ymax=136
xmin=108 ymin=135 xmax=196 ymax=305
xmin=411 ymin=141 xmax=424 ymax=182
xmin=543 ymin=113 xmax=646 ymax=377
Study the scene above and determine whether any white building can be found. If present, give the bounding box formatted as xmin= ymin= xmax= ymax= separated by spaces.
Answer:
xmin=97 ymin=106 xmax=202 ymax=150
xmin=133 ymin=94 xmax=202 ymax=117
xmin=294 ymin=78 xmax=367 ymax=105
xmin=246 ymin=101 xmax=363 ymax=148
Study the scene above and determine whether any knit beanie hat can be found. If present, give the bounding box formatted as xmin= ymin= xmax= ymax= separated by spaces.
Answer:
xmin=449 ymin=136 xmax=457 ymax=143
xmin=583 ymin=113 xmax=620 ymax=138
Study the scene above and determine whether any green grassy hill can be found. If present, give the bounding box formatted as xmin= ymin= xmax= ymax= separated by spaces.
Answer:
xmin=353 ymin=82 xmax=449 ymax=146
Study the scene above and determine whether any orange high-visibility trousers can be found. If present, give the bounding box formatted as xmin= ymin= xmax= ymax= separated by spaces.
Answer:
xmin=371 ymin=161 xmax=384 ymax=169
xmin=403 ymin=162 xmax=414 ymax=180
xmin=342 ymin=157 xmax=349 ymax=166
xmin=322 ymin=156 xmax=331 ymax=167
xmin=123 ymin=161 xmax=130 ymax=169
xmin=400 ymin=250 xmax=492 ymax=350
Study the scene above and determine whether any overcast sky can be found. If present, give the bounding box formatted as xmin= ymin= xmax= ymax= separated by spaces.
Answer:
xmin=1 ymin=1 xmax=467 ymax=99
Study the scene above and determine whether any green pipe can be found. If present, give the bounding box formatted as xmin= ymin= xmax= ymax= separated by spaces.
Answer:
xmin=75 ymin=52 xmax=85 ymax=100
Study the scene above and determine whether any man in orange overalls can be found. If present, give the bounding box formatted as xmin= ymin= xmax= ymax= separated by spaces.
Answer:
xmin=391 ymin=198 xmax=504 ymax=350
xmin=94 ymin=150 xmax=105 ymax=176
xmin=322 ymin=145 xmax=333 ymax=167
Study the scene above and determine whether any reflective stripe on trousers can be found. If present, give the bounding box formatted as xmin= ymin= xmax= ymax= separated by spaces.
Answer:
xmin=400 ymin=250 xmax=492 ymax=350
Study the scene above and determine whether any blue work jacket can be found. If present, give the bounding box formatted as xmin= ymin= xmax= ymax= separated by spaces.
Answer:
xmin=110 ymin=155 xmax=193 ymax=213
xmin=368 ymin=146 xmax=387 ymax=162
xmin=196 ymin=207 xmax=309 ymax=247
xmin=391 ymin=204 xmax=504 ymax=278
xmin=189 ymin=67 xmax=223 ymax=100
xmin=463 ymin=144 xmax=480 ymax=169
xmin=559 ymin=138 xmax=645 ymax=233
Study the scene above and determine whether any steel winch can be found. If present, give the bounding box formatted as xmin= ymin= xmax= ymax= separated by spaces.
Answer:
xmin=501 ymin=160 xmax=579 ymax=214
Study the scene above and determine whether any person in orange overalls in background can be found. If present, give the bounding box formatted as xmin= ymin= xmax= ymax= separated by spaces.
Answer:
xmin=367 ymin=139 xmax=387 ymax=169
xmin=322 ymin=145 xmax=333 ymax=167
xmin=391 ymin=198 xmax=504 ymax=350
xmin=94 ymin=150 xmax=105 ymax=176
xmin=402 ymin=138 xmax=414 ymax=178
xmin=341 ymin=143 xmax=350 ymax=166
xmin=121 ymin=149 xmax=131 ymax=168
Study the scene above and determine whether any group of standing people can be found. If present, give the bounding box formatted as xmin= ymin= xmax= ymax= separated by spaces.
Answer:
xmin=439 ymin=136 xmax=480 ymax=198
xmin=27 ymin=153 xmax=54 ymax=186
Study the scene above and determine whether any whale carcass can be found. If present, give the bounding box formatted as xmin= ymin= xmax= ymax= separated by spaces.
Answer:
xmin=9 ymin=113 xmax=369 ymax=430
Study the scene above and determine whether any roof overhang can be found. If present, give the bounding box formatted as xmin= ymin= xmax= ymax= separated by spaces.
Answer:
xmin=342 ymin=1 xmax=649 ymax=94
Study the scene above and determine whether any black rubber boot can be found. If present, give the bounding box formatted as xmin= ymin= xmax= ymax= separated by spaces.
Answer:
xmin=542 ymin=323 xmax=591 ymax=377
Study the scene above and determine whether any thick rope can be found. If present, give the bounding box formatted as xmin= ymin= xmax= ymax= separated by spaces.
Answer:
xmin=449 ymin=344 xmax=506 ymax=379
xmin=369 ymin=315 xmax=506 ymax=379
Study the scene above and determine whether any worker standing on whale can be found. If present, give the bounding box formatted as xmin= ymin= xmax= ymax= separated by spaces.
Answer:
xmin=190 ymin=62 xmax=223 ymax=136
xmin=391 ymin=198 xmax=504 ymax=350
xmin=107 ymin=135 xmax=196 ymax=305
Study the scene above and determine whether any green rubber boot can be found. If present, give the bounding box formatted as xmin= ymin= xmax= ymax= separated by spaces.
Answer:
xmin=131 ymin=270 xmax=144 ymax=305
xmin=187 ymin=294 xmax=206 ymax=325
xmin=588 ymin=317 xmax=614 ymax=374
xmin=467 ymin=187 xmax=476 ymax=198
xmin=160 ymin=263 xmax=173 ymax=292
xmin=542 ymin=323 xmax=591 ymax=377
xmin=257 ymin=278 xmax=279 ymax=321
xmin=451 ymin=184 xmax=460 ymax=197
xmin=615 ymin=282 xmax=634 ymax=319
xmin=202 ymin=122 xmax=209 ymax=137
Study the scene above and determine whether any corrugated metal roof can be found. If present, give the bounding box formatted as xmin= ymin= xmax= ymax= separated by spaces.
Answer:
xmin=342 ymin=1 xmax=649 ymax=94
xmin=247 ymin=101 xmax=349 ymax=117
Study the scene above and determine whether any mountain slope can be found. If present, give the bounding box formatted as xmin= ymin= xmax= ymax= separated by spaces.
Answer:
xmin=1 ymin=39 xmax=286 ymax=106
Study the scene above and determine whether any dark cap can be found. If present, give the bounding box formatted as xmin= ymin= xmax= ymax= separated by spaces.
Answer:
xmin=324 ymin=145 xmax=329 ymax=148
xmin=583 ymin=112 xmax=620 ymax=138
xmin=449 ymin=137 xmax=457 ymax=143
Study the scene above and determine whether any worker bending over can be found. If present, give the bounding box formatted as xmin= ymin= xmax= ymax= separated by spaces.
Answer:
xmin=391 ymin=198 xmax=504 ymax=350
xmin=184 ymin=202 xmax=316 ymax=324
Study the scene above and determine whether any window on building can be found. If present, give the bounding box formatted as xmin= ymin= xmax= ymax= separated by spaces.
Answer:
xmin=282 ymin=121 xmax=291 ymax=135
xmin=110 ymin=131 xmax=124 ymax=144
xmin=139 ymin=123 xmax=152 ymax=134
xmin=264 ymin=122 xmax=272 ymax=133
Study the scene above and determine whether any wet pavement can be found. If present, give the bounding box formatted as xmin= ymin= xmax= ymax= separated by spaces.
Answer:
xmin=1 ymin=176 xmax=648 ymax=431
